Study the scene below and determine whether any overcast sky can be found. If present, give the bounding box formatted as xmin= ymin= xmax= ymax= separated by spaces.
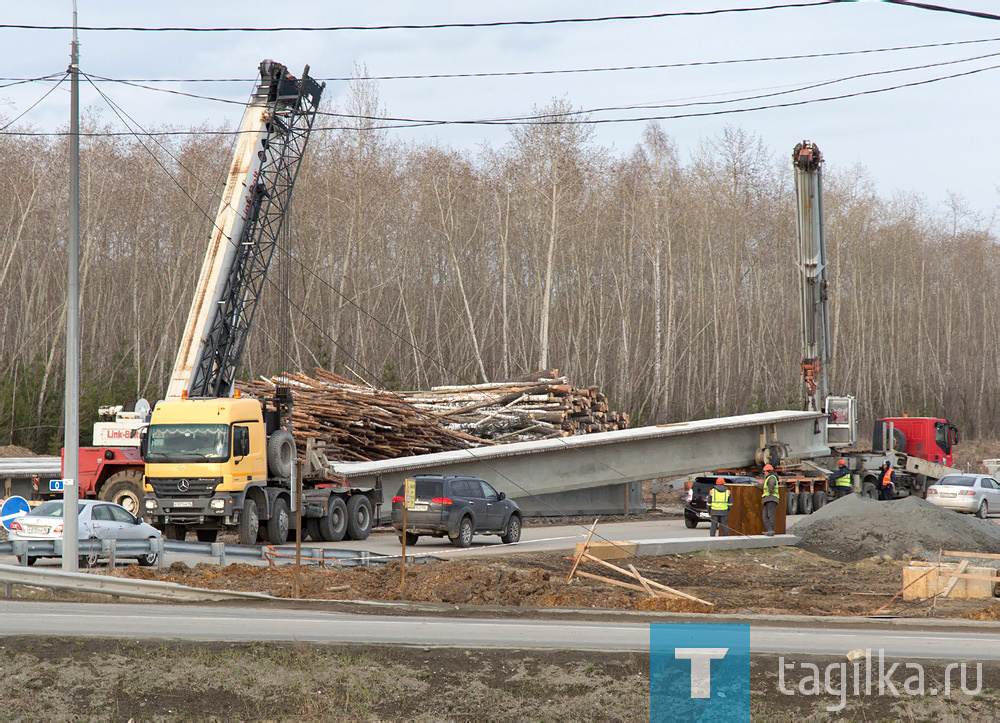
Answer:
xmin=4 ymin=1 xmax=1000 ymax=225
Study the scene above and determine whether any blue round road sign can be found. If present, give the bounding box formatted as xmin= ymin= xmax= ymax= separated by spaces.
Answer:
xmin=0 ymin=495 xmax=30 ymax=531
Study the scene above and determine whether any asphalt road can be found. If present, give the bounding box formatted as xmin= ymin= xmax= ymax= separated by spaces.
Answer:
xmin=1 ymin=601 xmax=998 ymax=659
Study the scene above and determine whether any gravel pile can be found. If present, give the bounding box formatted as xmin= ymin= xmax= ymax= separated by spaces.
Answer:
xmin=791 ymin=494 xmax=1000 ymax=561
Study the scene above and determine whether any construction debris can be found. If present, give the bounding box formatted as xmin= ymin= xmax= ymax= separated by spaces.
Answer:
xmin=398 ymin=369 xmax=630 ymax=442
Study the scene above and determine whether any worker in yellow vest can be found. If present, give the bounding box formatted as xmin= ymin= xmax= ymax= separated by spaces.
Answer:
xmin=760 ymin=464 xmax=780 ymax=536
xmin=829 ymin=458 xmax=852 ymax=500
xmin=708 ymin=477 xmax=732 ymax=537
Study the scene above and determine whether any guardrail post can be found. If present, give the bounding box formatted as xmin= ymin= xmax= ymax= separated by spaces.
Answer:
xmin=11 ymin=540 xmax=26 ymax=567
xmin=53 ymin=539 xmax=63 ymax=560
xmin=4 ymin=582 xmax=12 ymax=598
xmin=104 ymin=539 xmax=117 ymax=569
xmin=156 ymin=537 xmax=165 ymax=569
xmin=312 ymin=549 xmax=321 ymax=568
xmin=211 ymin=542 xmax=225 ymax=566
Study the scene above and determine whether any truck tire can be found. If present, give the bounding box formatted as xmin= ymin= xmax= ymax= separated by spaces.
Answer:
xmin=345 ymin=495 xmax=372 ymax=541
xmin=238 ymin=499 xmax=259 ymax=545
xmin=798 ymin=490 xmax=814 ymax=515
xmin=267 ymin=497 xmax=290 ymax=546
xmin=319 ymin=497 xmax=347 ymax=542
xmin=399 ymin=532 xmax=419 ymax=546
xmin=812 ymin=490 xmax=827 ymax=511
xmin=786 ymin=490 xmax=799 ymax=516
xmin=305 ymin=517 xmax=321 ymax=542
xmin=165 ymin=524 xmax=187 ymax=541
xmin=266 ymin=430 xmax=295 ymax=479
xmin=861 ymin=480 xmax=878 ymax=499
xmin=99 ymin=469 xmax=144 ymax=516
xmin=196 ymin=529 xmax=218 ymax=543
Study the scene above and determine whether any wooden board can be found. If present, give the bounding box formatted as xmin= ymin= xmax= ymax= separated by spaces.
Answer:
xmin=903 ymin=562 xmax=997 ymax=600
xmin=574 ymin=541 xmax=638 ymax=560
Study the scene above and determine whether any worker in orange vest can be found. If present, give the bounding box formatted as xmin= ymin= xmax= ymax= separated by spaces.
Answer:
xmin=879 ymin=461 xmax=896 ymax=501
xmin=708 ymin=477 xmax=732 ymax=537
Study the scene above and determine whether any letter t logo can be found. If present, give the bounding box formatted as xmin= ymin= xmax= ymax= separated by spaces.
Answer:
xmin=675 ymin=648 xmax=729 ymax=698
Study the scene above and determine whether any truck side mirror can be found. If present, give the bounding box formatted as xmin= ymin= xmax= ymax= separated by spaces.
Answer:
xmin=139 ymin=428 xmax=148 ymax=460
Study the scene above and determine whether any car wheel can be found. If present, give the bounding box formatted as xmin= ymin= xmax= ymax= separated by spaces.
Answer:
xmin=977 ymin=500 xmax=989 ymax=519
xmin=165 ymin=524 xmax=187 ymax=541
xmin=684 ymin=515 xmax=698 ymax=529
xmin=798 ymin=490 xmax=814 ymax=515
xmin=238 ymin=499 xmax=259 ymax=545
xmin=345 ymin=495 xmax=372 ymax=541
xmin=500 ymin=514 xmax=521 ymax=544
xmin=450 ymin=516 xmax=473 ymax=548
xmin=79 ymin=536 xmax=100 ymax=569
xmin=398 ymin=532 xmax=419 ymax=546
xmin=137 ymin=539 xmax=159 ymax=567
xmin=319 ymin=497 xmax=348 ymax=542
xmin=195 ymin=529 xmax=218 ymax=543
xmin=267 ymin=497 xmax=290 ymax=546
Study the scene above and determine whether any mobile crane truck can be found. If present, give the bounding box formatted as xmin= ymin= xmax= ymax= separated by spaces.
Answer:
xmin=142 ymin=60 xmax=381 ymax=545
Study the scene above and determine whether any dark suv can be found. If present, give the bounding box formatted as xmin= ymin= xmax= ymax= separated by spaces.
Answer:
xmin=683 ymin=474 xmax=757 ymax=528
xmin=391 ymin=475 xmax=522 ymax=547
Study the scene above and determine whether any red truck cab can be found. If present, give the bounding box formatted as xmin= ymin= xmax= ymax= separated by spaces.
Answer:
xmin=879 ymin=416 xmax=959 ymax=467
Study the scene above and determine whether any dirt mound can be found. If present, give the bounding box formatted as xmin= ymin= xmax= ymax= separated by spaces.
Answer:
xmin=791 ymin=494 xmax=1000 ymax=561
xmin=0 ymin=445 xmax=37 ymax=458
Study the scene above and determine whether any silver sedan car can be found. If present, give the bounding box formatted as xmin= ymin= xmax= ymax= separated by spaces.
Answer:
xmin=8 ymin=499 xmax=161 ymax=567
xmin=926 ymin=474 xmax=1000 ymax=518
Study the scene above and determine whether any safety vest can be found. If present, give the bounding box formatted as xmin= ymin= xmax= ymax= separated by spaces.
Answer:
xmin=881 ymin=468 xmax=894 ymax=487
xmin=709 ymin=487 xmax=731 ymax=511
xmin=762 ymin=474 xmax=780 ymax=501
xmin=835 ymin=470 xmax=852 ymax=487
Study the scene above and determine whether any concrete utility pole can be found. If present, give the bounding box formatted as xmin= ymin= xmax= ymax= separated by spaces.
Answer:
xmin=62 ymin=0 xmax=80 ymax=571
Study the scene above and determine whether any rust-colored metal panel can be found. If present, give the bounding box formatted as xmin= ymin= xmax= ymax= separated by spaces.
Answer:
xmin=728 ymin=484 xmax=786 ymax=536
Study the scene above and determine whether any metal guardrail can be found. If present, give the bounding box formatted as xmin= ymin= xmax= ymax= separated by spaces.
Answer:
xmin=0 ymin=538 xmax=437 ymax=568
xmin=0 ymin=563 xmax=274 ymax=602
xmin=0 ymin=457 xmax=61 ymax=476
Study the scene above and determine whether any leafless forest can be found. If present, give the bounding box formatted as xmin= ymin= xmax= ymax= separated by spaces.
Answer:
xmin=1 ymin=84 xmax=997 ymax=453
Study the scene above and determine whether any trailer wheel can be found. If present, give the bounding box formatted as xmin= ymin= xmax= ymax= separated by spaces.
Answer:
xmin=861 ymin=481 xmax=878 ymax=499
xmin=165 ymin=524 xmax=187 ymax=541
xmin=319 ymin=497 xmax=347 ymax=542
xmin=99 ymin=469 xmax=144 ymax=515
xmin=798 ymin=490 xmax=814 ymax=515
xmin=267 ymin=497 xmax=290 ymax=545
xmin=812 ymin=490 xmax=827 ymax=511
xmin=786 ymin=490 xmax=799 ymax=516
xmin=346 ymin=495 xmax=372 ymax=541
xmin=238 ymin=499 xmax=259 ymax=545
xmin=305 ymin=517 xmax=321 ymax=542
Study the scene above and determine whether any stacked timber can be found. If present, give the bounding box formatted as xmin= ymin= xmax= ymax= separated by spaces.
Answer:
xmin=239 ymin=370 xmax=481 ymax=462
xmin=398 ymin=369 xmax=631 ymax=442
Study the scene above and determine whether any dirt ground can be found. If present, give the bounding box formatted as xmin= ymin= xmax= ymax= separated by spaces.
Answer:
xmin=103 ymin=546 xmax=998 ymax=618
xmin=0 ymin=638 xmax=997 ymax=721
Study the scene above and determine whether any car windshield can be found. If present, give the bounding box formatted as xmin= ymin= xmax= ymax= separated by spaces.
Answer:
xmin=934 ymin=476 xmax=975 ymax=487
xmin=146 ymin=424 xmax=230 ymax=462
xmin=29 ymin=501 xmax=85 ymax=517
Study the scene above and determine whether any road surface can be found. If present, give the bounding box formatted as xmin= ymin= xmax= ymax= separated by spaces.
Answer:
xmin=1 ymin=600 xmax=998 ymax=659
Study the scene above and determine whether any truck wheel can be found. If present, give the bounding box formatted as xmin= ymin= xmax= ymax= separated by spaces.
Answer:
xmin=266 ymin=430 xmax=295 ymax=479
xmin=165 ymin=524 xmax=187 ymax=541
xmin=862 ymin=481 xmax=878 ymax=499
xmin=267 ymin=497 xmax=290 ymax=546
xmin=99 ymin=469 xmax=144 ymax=515
xmin=238 ymin=499 xmax=259 ymax=545
xmin=345 ymin=495 xmax=372 ymax=541
xmin=399 ymin=532 xmax=419 ymax=546
xmin=786 ymin=491 xmax=799 ymax=516
xmin=196 ymin=529 xmax=218 ymax=543
xmin=319 ymin=498 xmax=347 ymax=542
xmin=798 ymin=490 xmax=814 ymax=515
xmin=305 ymin=518 xmax=321 ymax=542
xmin=684 ymin=515 xmax=698 ymax=529
xmin=812 ymin=490 xmax=827 ymax=511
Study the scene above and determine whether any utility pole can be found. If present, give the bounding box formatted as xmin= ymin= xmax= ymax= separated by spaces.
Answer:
xmin=62 ymin=0 xmax=80 ymax=571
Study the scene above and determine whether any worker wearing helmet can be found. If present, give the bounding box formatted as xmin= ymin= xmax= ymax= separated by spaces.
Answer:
xmin=879 ymin=461 xmax=896 ymax=501
xmin=760 ymin=464 xmax=780 ymax=536
xmin=708 ymin=477 xmax=732 ymax=537
xmin=829 ymin=458 xmax=853 ymax=500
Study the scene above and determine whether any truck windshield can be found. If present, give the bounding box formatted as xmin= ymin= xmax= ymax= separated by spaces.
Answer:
xmin=146 ymin=424 xmax=230 ymax=462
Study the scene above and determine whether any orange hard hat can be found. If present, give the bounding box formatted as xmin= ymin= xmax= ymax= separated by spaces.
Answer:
xmin=715 ymin=477 xmax=726 ymax=485
xmin=838 ymin=458 xmax=846 ymax=466
xmin=763 ymin=464 xmax=774 ymax=471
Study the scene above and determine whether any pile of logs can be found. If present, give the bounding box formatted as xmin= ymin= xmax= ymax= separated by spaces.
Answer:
xmin=399 ymin=369 xmax=630 ymax=442
xmin=239 ymin=370 xmax=481 ymax=462
xmin=239 ymin=368 xmax=630 ymax=462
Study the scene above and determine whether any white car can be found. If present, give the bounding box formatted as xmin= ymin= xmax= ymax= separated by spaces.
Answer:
xmin=8 ymin=499 xmax=161 ymax=567
xmin=926 ymin=474 xmax=1000 ymax=519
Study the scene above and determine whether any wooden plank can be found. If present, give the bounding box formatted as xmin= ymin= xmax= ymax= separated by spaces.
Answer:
xmin=582 ymin=554 xmax=712 ymax=605
xmin=574 ymin=570 xmax=657 ymax=595
xmin=575 ymin=541 xmax=638 ymax=560
xmin=566 ymin=518 xmax=599 ymax=583
xmin=940 ymin=560 xmax=970 ymax=598
xmin=628 ymin=563 xmax=658 ymax=598
xmin=939 ymin=571 xmax=1000 ymax=583
xmin=942 ymin=550 xmax=1000 ymax=561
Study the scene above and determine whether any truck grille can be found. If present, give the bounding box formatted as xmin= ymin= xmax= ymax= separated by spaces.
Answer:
xmin=147 ymin=477 xmax=221 ymax=498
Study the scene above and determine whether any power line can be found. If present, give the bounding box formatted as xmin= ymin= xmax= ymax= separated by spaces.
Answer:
xmin=0 ymin=3 xmax=840 ymax=32
xmin=0 ymin=73 xmax=67 ymax=132
xmin=873 ymin=0 xmax=1000 ymax=21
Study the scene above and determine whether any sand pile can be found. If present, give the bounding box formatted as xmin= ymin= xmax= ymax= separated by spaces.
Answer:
xmin=792 ymin=494 xmax=1000 ymax=561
